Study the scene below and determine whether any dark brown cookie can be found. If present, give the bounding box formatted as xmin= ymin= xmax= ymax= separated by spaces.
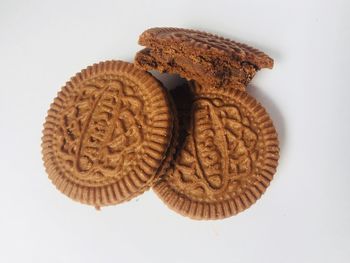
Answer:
xmin=42 ymin=60 xmax=174 ymax=207
xmin=135 ymin=27 xmax=273 ymax=91
xmin=153 ymin=83 xmax=279 ymax=220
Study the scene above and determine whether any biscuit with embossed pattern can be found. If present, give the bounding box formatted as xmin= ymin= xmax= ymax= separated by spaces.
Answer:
xmin=153 ymin=83 xmax=279 ymax=220
xmin=42 ymin=60 xmax=174 ymax=207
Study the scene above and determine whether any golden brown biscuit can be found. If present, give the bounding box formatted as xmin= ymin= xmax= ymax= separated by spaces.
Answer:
xmin=153 ymin=83 xmax=279 ymax=220
xmin=42 ymin=60 xmax=174 ymax=207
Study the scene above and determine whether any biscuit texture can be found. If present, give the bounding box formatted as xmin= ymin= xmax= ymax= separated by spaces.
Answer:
xmin=153 ymin=83 xmax=279 ymax=220
xmin=135 ymin=27 xmax=273 ymax=90
xmin=42 ymin=60 xmax=173 ymax=207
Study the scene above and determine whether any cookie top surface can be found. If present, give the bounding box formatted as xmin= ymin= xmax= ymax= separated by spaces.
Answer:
xmin=153 ymin=84 xmax=279 ymax=220
xmin=139 ymin=27 xmax=273 ymax=69
xmin=42 ymin=60 xmax=173 ymax=207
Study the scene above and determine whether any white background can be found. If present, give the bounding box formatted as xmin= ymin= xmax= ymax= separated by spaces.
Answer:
xmin=1 ymin=0 xmax=349 ymax=262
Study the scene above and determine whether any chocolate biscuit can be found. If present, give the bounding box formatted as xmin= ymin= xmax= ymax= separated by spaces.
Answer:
xmin=135 ymin=27 xmax=273 ymax=90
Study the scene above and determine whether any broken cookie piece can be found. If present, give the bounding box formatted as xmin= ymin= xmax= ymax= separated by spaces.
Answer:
xmin=135 ymin=27 xmax=274 ymax=90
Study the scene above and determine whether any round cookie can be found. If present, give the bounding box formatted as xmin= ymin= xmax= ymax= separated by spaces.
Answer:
xmin=42 ymin=60 xmax=174 ymax=207
xmin=135 ymin=27 xmax=273 ymax=91
xmin=153 ymin=83 xmax=279 ymax=220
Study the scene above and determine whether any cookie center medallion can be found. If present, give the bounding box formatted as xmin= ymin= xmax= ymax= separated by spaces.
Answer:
xmin=57 ymin=76 xmax=146 ymax=185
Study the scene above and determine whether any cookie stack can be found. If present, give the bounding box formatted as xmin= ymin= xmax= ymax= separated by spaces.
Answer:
xmin=42 ymin=27 xmax=279 ymax=220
